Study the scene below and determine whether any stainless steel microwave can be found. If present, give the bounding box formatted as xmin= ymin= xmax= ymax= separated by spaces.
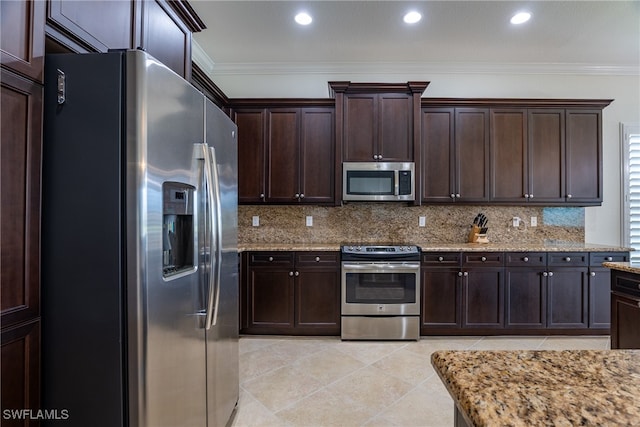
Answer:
xmin=342 ymin=162 xmax=415 ymax=202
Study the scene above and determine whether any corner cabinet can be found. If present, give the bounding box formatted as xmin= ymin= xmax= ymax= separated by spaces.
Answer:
xmin=241 ymin=251 xmax=340 ymax=335
xmin=232 ymin=102 xmax=335 ymax=204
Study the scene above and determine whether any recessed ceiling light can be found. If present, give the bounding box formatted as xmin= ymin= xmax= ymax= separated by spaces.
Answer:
xmin=510 ymin=11 xmax=531 ymax=25
xmin=403 ymin=11 xmax=422 ymax=24
xmin=295 ymin=12 xmax=312 ymax=26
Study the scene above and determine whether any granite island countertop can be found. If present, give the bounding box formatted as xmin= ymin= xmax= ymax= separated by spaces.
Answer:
xmin=238 ymin=242 xmax=630 ymax=253
xmin=431 ymin=349 xmax=640 ymax=427
xmin=603 ymin=261 xmax=640 ymax=275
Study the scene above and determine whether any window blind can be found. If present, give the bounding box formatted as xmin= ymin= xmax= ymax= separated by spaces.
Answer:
xmin=624 ymin=124 xmax=640 ymax=258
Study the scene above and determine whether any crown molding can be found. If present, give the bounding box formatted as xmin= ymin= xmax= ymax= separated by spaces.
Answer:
xmin=206 ymin=61 xmax=639 ymax=77
xmin=192 ymin=39 xmax=215 ymax=75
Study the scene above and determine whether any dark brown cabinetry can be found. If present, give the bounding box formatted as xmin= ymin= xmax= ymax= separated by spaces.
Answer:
xmin=505 ymin=253 xmax=547 ymax=328
xmin=241 ymin=251 xmax=340 ymax=335
xmin=45 ymin=0 xmax=204 ymax=79
xmin=461 ymin=252 xmax=504 ymax=328
xmin=233 ymin=104 xmax=335 ymax=204
xmin=421 ymin=252 xmax=462 ymax=332
xmin=422 ymin=250 xmax=627 ymax=336
xmin=611 ymin=269 xmax=640 ymax=349
xmin=1 ymin=0 xmax=46 ymax=82
xmin=490 ymin=109 xmax=527 ymax=202
xmin=330 ymin=82 xmax=428 ymax=164
xmin=421 ymin=108 xmax=489 ymax=203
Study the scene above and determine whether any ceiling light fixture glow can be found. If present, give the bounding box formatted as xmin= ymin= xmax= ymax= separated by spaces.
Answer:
xmin=510 ymin=11 xmax=531 ymax=25
xmin=295 ymin=12 xmax=312 ymax=25
xmin=403 ymin=11 xmax=422 ymax=24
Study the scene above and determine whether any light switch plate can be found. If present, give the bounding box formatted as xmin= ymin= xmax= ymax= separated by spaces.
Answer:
xmin=306 ymin=216 xmax=313 ymax=227
xmin=252 ymin=216 xmax=260 ymax=227
xmin=419 ymin=216 xmax=426 ymax=227
xmin=531 ymin=216 xmax=538 ymax=227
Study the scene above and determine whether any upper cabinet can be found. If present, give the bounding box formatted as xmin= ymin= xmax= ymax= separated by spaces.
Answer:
xmin=1 ymin=0 xmax=46 ymax=82
xmin=330 ymin=82 xmax=429 ymax=163
xmin=44 ymin=0 xmax=205 ymax=79
xmin=422 ymin=99 xmax=610 ymax=206
xmin=232 ymin=101 xmax=336 ymax=205
xmin=421 ymin=107 xmax=489 ymax=203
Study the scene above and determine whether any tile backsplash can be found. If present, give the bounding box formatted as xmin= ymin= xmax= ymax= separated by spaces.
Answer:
xmin=238 ymin=204 xmax=584 ymax=245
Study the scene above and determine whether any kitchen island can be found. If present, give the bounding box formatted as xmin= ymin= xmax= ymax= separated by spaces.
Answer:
xmin=431 ymin=349 xmax=640 ymax=426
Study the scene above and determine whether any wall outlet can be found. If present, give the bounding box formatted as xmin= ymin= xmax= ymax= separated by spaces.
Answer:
xmin=512 ymin=217 xmax=521 ymax=227
xmin=419 ymin=216 xmax=426 ymax=227
xmin=306 ymin=216 xmax=313 ymax=227
xmin=531 ymin=216 xmax=538 ymax=227
xmin=252 ymin=216 xmax=260 ymax=227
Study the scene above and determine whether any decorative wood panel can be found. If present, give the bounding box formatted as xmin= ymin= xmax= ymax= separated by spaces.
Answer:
xmin=1 ymin=69 xmax=42 ymax=327
xmin=0 ymin=0 xmax=45 ymax=82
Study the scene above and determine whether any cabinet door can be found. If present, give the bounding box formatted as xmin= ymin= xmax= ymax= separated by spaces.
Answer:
xmin=421 ymin=108 xmax=455 ymax=202
xmin=343 ymin=94 xmax=377 ymax=161
xmin=378 ymin=94 xmax=412 ymax=161
xmin=295 ymin=267 xmax=340 ymax=333
xmin=611 ymin=293 xmax=640 ymax=349
xmin=528 ymin=109 xmax=565 ymax=203
xmin=235 ymin=109 xmax=266 ymax=203
xmin=1 ymin=0 xmax=45 ymax=82
xmin=247 ymin=266 xmax=295 ymax=331
xmin=141 ymin=0 xmax=192 ymax=79
xmin=490 ymin=109 xmax=527 ymax=202
xmin=46 ymin=0 xmax=137 ymax=53
xmin=565 ymin=109 xmax=602 ymax=203
xmin=455 ymin=108 xmax=489 ymax=202
xmin=547 ymin=268 xmax=588 ymax=328
xmin=421 ymin=268 xmax=461 ymax=330
xmin=1 ymin=70 xmax=42 ymax=328
xmin=300 ymin=108 xmax=335 ymax=204
xmin=266 ymin=109 xmax=300 ymax=203
xmin=505 ymin=268 xmax=546 ymax=328
xmin=463 ymin=268 xmax=504 ymax=328
xmin=1 ymin=320 xmax=40 ymax=418
xmin=589 ymin=267 xmax=611 ymax=329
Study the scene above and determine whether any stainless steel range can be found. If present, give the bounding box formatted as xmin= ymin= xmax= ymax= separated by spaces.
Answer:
xmin=341 ymin=245 xmax=421 ymax=340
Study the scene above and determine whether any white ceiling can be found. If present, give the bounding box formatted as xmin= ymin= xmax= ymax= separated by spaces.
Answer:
xmin=190 ymin=1 xmax=640 ymax=98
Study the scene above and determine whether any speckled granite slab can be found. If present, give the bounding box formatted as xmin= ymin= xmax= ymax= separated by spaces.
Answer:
xmin=431 ymin=350 xmax=640 ymax=427
xmin=603 ymin=262 xmax=640 ymax=275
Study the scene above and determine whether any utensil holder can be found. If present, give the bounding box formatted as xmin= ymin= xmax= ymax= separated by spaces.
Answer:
xmin=468 ymin=226 xmax=489 ymax=244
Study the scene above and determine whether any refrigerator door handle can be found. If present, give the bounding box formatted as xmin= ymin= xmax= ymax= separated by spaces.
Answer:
xmin=202 ymin=143 xmax=222 ymax=330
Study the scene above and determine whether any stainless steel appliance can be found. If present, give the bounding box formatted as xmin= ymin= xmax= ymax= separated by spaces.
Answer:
xmin=41 ymin=50 xmax=238 ymax=427
xmin=343 ymin=162 xmax=415 ymax=202
xmin=341 ymin=245 xmax=421 ymax=340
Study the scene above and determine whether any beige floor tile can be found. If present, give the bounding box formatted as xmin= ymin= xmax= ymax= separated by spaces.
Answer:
xmin=334 ymin=341 xmax=407 ymax=364
xmin=240 ymin=345 xmax=291 ymax=383
xmin=291 ymin=347 xmax=365 ymax=386
xmin=326 ymin=365 xmax=414 ymax=413
xmin=372 ymin=347 xmax=434 ymax=386
xmin=239 ymin=336 xmax=283 ymax=355
xmin=469 ymin=336 xmax=546 ymax=350
xmin=404 ymin=336 xmax=483 ymax=357
xmin=231 ymin=389 xmax=291 ymax=427
xmin=243 ymin=365 xmax=324 ymax=412
xmin=277 ymin=388 xmax=374 ymax=427
xmin=537 ymin=335 xmax=610 ymax=350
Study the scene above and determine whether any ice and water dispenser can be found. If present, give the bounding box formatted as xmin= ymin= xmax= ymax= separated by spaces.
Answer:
xmin=162 ymin=182 xmax=195 ymax=277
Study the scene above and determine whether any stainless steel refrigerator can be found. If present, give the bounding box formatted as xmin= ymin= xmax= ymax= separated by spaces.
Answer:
xmin=41 ymin=50 xmax=239 ymax=427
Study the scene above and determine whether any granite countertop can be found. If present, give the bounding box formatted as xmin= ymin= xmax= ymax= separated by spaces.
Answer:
xmin=603 ymin=261 xmax=640 ymax=275
xmin=431 ymin=349 xmax=640 ymax=427
xmin=238 ymin=242 xmax=630 ymax=252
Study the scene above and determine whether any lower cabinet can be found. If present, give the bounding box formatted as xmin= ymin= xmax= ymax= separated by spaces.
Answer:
xmin=422 ymin=250 xmax=628 ymax=335
xmin=241 ymin=251 xmax=340 ymax=335
xmin=611 ymin=269 xmax=640 ymax=349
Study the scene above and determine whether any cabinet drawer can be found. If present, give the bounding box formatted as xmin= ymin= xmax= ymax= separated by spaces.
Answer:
xmin=462 ymin=252 xmax=504 ymax=267
xmin=421 ymin=252 xmax=461 ymax=266
xmin=296 ymin=251 xmax=340 ymax=266
xmin=505 ymin=252 xmax=546 ymax=267
xmin=613 ymin=271 xmax=640 ymax=298
xmin=547 ymin=252 xmax=588 ymax=267
xmin=590 ymin=252 xmax=629 ymax=266
xmin=248 ymin=252 xmax=294 ymax=266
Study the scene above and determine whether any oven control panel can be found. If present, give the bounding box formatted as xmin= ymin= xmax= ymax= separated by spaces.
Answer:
xmin=341 ymin=245 xmax=420 ymax=254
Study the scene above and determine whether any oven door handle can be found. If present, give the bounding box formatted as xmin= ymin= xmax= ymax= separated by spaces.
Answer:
xmin=341 ymin=262 xmax=420 ymax=271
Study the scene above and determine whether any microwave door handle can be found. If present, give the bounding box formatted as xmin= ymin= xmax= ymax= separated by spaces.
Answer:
xmin=394 ymin=170 xmax=399 ymax=196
